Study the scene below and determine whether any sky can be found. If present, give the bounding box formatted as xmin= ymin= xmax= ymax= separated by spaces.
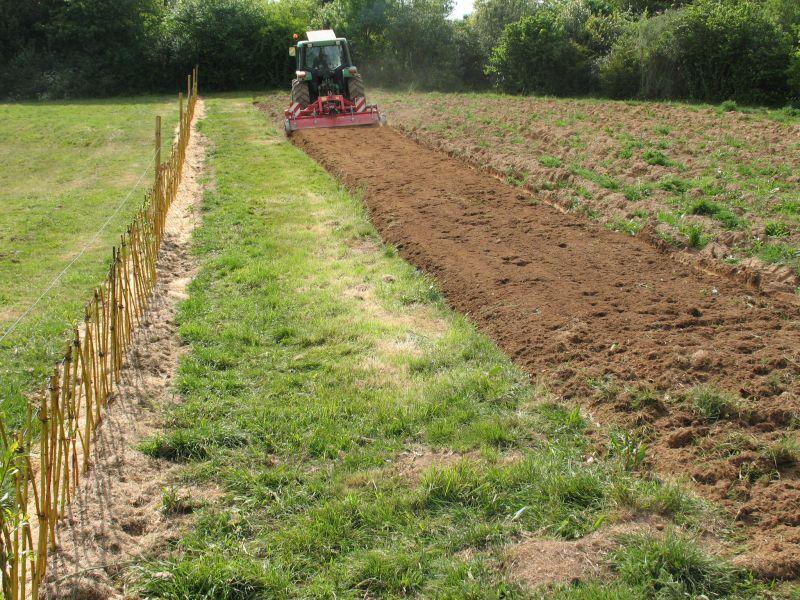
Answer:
xmin=449 ymin=0 xmax=474 ymax=19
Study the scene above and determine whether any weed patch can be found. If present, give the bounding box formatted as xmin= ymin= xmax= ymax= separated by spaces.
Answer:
xmin=750 ymin=240 xmax=800 ymax=274
xmin=765 ymin=221 xmax=791 ymax=238
xmin=643 ymin=149 xmax=671 ymax=167
xmin=572 ymin=166 xmax=621 ymax=191
xmin=687 ymin=198 xmax=747 ymax=230
xmin=539 ymin=155 xmax=563 ymax=168
xmin=606 ymin=217 xmax=642 ymax=236
xmin=689 ymin=386 xmax=742 ymax=422
xmin=612 ymin=531 xmax=759 ymax=598
xmin=684 ymin=223 xmax=710 ymax=249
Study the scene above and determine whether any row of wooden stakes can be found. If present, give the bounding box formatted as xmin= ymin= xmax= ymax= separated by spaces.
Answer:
xmin=0 ymin=69 xmax=199 ymax=600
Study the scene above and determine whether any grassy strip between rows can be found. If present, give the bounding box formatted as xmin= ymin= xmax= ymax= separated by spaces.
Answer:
xmin=0 ymin=96 xmax=179 ymax=429
xmin=130 ymin=95 xmax=779 ymax=599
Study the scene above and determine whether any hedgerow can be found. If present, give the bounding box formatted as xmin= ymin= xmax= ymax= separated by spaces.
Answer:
xmin=0 ymin=0 xmax=798 ymax=105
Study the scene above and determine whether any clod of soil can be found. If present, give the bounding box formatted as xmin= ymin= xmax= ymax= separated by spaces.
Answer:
xmin=292 ymin=125 xmax=800 ymax=579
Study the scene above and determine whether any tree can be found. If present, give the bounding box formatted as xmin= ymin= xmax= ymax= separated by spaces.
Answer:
xmin=318 ymin=0 xmax=458 ymax=88
xmin=762 ymin=0 xmax=800 ymax=35
xmin=0 ymin=0 xmax=57 ymax=61
xmin=164 ymin=0 xmax=312 ymax=90
xmin=317 ymin=0 xmax=395 ymax=64
xmin=453 ymin=18 xmax=490 ymax=88
xmin=383 ymin=0 xmax=457 ymax=87
xmin=675 ymin=0 xmax=792 ymax=103
xmin=471 ymin=0 xmax=537 ymax=51
xmin=46 ymin=0 xmax=166 ymax=94
xmin=487 ymin=7 xmax=593 ymax=95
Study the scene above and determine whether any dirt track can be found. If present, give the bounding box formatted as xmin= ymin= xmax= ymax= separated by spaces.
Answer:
xmin=292 ymin=125 xmax=800 ymax=578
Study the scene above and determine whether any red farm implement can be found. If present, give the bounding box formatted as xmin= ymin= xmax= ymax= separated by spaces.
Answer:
xmin=284 ymin=94 xmax=385 ymax=135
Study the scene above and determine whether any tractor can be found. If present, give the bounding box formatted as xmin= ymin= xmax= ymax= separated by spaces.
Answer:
xmin=284 ymin=30 xmax=385 ymax=134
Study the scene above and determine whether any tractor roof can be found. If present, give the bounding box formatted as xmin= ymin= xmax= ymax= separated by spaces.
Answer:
xmin=297 ymin=38 xmax=348 ymax=47
xmin=298 ymin=30 xmax=347 ymax=46
xmin=306 ymin=30 xmax=337 ymax=42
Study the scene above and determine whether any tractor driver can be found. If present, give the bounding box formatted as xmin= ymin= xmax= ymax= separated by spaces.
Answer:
xmin=307 ymin=45 xmax=343 ymax=71
xmin=313 ymin=49 xmax=329 ymax=70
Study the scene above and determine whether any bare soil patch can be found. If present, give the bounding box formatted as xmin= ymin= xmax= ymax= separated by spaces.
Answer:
xmin=504 ymin=517 xmax=666 ymax=589
xmin=395 ymin=446 xmax=474 ymax=484
xmin=291 ymin=125 xmax=800 ymax=579
xmin=40 ymin=100 xmax=207 ymax=599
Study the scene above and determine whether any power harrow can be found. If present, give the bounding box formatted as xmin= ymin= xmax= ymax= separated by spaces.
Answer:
xmin=285 ymin=94 xmax=385 ymax=134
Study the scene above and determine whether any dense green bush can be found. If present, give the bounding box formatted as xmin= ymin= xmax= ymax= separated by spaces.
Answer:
xmin=600 ymin=11 xmax=687 ymax=99
xmin=789 ymin=43 xmax=800 ymax=102
xmin=0 ymin=0 xmax=797 ymax=104
xmin=611 ymin=0 xmax=690 ymax=13
xmin=597 ymin=27 xmax=641 ymax=99
xmin=601 ymin=0 xmax=793 ymax=104
xmin=379 ymin=0 xmax=460 ymax=88
xmin=471 ymin=0 xmax=540 ymax=53
xmin=487 ymin=8 xmax=593 ymax=95
xmin=677 ymin=0 xmax=791 ymax=104
xmin=453 ymin=19 xmax=491 ymax=88
xmin=319 ymin=0 xmax=460 ymax=90
xmin=47 ymin=0 xmax=167 ymax=96
xmin=163 ymin=0 xmax=309 ymax=91
xmin=764 ymin=0 xmax=800 ymax=35
xmin=0 ymin=0 xmax=166 ymax=98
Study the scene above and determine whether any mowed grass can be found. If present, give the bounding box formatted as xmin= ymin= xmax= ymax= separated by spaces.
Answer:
xmin=0 ymin=97 xmax=179 ymax=428
xmin=129 ymin=95 xmax=773 ymax=598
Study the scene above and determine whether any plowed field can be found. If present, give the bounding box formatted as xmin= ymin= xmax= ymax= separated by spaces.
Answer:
xmin=291 ymin=124 xmax=800 ymax=579
xmin=375 ymin=91 xmax=800 ymax=296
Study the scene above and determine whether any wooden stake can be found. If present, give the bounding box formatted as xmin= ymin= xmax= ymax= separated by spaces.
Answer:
xmin=155 ymin=116 xmax=162 ymax=190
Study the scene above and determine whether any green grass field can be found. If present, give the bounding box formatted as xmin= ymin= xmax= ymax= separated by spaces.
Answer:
xmin=0 ymin=97 xmax=179 ymax=428
xmin=125 ymin=96 xmax=779 ymax=598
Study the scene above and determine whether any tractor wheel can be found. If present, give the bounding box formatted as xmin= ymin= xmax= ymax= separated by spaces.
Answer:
xmin=291 ymin=79 xmax=310 ymax=107
xmin=347 ymin=75 xmax=365 ymax=101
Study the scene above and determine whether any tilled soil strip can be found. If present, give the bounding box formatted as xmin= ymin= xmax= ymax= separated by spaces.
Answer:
xmin=292 ymin=125 xmax=800 ymax=579
xmin=41 ymin=100 xmax=207 ymax=599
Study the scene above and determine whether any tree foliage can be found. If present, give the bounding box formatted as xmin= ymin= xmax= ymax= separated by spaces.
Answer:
xmin=471 ymin=0 xmax=538 ymax=51
xmin=600 ymin=0 xmax=793 ymax=103
xmin=47 ymin=0 xmax=166 ymax=94
xmin=163 ymin=0 xmax=311 ymax=90
xmin=0 ymin=0 xmax=798 ymax=105
xmin=487 ymin=7 xmax=592 ymax=95
xmin=320 ymin=0 xmax=461 ymax=88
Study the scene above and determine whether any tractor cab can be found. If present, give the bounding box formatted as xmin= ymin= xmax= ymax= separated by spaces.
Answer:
xmin=293 ymin=31 xmax=358 ymax=101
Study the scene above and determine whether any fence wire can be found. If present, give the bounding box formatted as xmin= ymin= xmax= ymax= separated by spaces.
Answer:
xmin=0 ymin=148 xmax=158 ymax=346
xmin=0 ymin=69 xmax=199 ymax=600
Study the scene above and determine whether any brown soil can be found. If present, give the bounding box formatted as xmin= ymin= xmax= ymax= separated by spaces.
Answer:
xmin=394 ymin=446 xmax=524 ymax=485
xmin=395 ymin=446 xmax=473 ymax=484
xmin=371 ymin=92 xmax=800 ymax=289
xmin=291 ymin=125 xmax=800 ymax=579
xmin=40 ymin=100 xmax=208 ymax=599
